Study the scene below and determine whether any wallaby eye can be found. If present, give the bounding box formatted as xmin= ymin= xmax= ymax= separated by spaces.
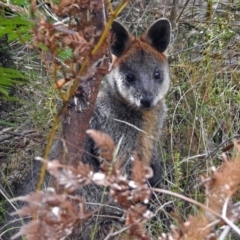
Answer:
xmin=126 ymin=72 xmax=135 ymax=83
xmin=154 ymin=68 xmax=161 ymax=80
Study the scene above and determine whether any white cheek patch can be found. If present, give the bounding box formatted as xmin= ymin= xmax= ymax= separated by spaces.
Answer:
xmin=113 ymin=70 xmax=139 ymax=107
xmin=114 ymin=71 xmax=128 ymax=99
xmin=154 ymin=70 xmax=170 ymax=105
xmin=113 ymin=70 xmax=124 ymax=91
xmin=135 ymin=100 xmax=141 ymax=108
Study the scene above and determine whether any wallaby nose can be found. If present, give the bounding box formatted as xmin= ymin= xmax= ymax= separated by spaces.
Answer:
xmin=140 ymin=94 xmax=153 ymax=108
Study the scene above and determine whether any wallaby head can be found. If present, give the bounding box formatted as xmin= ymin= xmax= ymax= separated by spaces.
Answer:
xmin=108 ymin=19 xmax=171 ymax=110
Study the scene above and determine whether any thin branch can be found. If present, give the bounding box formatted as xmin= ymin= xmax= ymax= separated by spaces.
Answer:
xmin=0 ymin=2 xmax=28 ymax=15
xmin=176 ymin=0 xmax=191 ymax=23
xmin=222 ymin=196 xmax=230 ymax=219
xmin=153 ymin=188 xmax=240 ymax=236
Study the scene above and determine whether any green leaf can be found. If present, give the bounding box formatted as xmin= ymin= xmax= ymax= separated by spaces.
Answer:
xmin=0 ymin=67 xmax=28 ymax=96
xmin=58 ymin=49 xmax=73 ymax=61
xmin=0 ymin=120 xmax=17 ymax=127
xmin=0 ymin=87 xmax=9 ymax=96
xmin=11 ymin=0 xmax=29 ymax=7
xmin=0 ymin=16 xmax=33 ymax=42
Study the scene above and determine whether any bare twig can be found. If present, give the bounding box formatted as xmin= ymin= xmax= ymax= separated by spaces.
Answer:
xmin=176 ymin=0 xmax=191 ymax=23
xmin=153 ymin=188 xmax=240 ymax=236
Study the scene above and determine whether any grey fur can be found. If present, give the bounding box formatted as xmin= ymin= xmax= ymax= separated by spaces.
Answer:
xmin=71 ymin=19 xmax=171 ymax=239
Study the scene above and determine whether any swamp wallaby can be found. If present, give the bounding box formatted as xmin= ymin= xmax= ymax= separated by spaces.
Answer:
xmin=72 ymin=18 xmax=171 ymax=239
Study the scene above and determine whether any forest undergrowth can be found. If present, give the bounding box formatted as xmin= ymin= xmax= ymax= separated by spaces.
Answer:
xmin=0 ymin=0 xmax=240 ymax=239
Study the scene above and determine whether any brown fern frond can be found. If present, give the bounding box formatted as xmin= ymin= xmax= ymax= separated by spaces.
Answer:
xmin=86 ymin=129 xmax=116 ymax=162
xmin=11 ymin=189 xmax=88 ymax=240
xmin=204 ymin=156 xmax=240 ymax=214
xmin=126 ymin=203 xmax=153 ymax=240
xmin=159 ymin=214 xmax=214 ymax=240
xmin=132 ymin=152 xmax=153 ymax=184
xmin=108 ymin=156 xmax=153 ymax=208
xmin=36 ymin=158 xmax=94 ymax=193
xmin=179 ymin=215 xmax=212 ymax=240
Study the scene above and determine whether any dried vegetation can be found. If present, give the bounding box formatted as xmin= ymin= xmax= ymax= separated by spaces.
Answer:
xmin=10 ymin=135 xmax=240 ymax=239
xmin=1 ymin=0 xmax=240 ymax=239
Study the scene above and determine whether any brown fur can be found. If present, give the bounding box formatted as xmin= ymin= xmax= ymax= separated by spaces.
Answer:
xmin=114 ymin=39 xmax=167 ymax=67
xmin=137 ymin=103 xmax=164 ymax=164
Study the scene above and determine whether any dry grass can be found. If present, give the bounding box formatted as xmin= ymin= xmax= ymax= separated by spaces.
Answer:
xmin=1 ymin=1 xmax=240 ymax=239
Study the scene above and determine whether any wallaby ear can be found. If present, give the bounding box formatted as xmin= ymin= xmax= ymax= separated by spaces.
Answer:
xmin=110 ymin=21 xmax=131 ymax=57
xmin=145 ymin=18 xmax=171 ymax=53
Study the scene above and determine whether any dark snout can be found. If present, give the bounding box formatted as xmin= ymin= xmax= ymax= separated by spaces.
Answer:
xmin=140 ymin=93 xmax=153 ymax=109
